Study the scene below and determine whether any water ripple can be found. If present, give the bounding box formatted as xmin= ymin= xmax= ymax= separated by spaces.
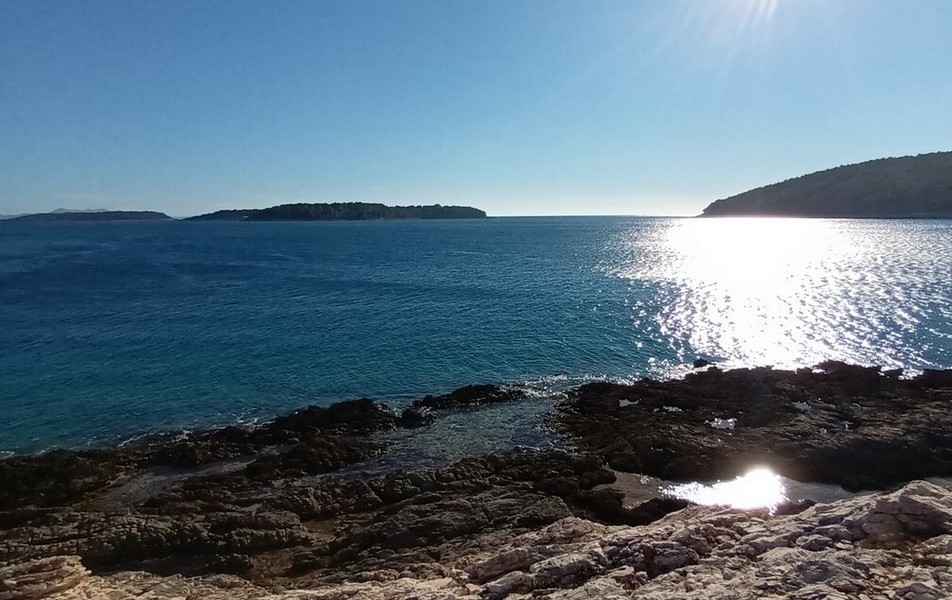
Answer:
xmin=1 ymin=217 xmax=950 ymax=453
xmin=603 ymin=218 xmax=952 ymax=372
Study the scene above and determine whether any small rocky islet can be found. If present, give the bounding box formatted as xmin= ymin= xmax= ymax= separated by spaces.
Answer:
xmin=3 ymin=363 xmax=952 ymax=599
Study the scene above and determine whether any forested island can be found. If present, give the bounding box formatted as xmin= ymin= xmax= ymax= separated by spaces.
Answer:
xmin=4 ymin=204 xmax=486 ymax=223
xmin=8 ymin=210 xmax=172 ymax=222
xmin=701 ymin=151 xmax=952 ymax=218
xmin=188 ymin=202 xmax=487 ymax=221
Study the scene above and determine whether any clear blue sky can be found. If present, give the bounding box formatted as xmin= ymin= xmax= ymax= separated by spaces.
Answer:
xmin=2 ymin=1 xmax=950 ymax=217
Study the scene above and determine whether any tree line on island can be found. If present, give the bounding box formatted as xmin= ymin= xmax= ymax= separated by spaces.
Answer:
xmin=5 ymin=203 xmax=487 ymax=222
xmin=6 ymin=151 xmax=952 ymax=221
xmin=187 ymin=202 xmax=487 ymax=221
xmin=8 ymin=210 xmax=173 ymax=222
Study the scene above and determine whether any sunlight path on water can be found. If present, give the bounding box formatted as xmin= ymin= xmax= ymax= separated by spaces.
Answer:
xmin=605 ymin=218 xmax=952 ymax=371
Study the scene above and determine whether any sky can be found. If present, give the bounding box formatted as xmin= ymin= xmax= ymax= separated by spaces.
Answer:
xmin=1 ymin=1 xmax=951 ymax=217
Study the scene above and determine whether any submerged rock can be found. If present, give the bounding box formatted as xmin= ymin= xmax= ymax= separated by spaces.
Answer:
xmin=413 ymin=384 xmax=528 ymax=411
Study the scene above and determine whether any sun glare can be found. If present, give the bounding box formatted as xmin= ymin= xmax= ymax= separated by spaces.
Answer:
xmin=721 ymin=0 xmax=780 ymax=34
xmin=665 ymin=467 xmax=787 ymax=511
xmin=738 ymin=0 xmax=780 ymax=23
xmin=613 ymin=217 xmax=863 ymax=370
xmin=679 ymin=0 xmax=783 ymax=58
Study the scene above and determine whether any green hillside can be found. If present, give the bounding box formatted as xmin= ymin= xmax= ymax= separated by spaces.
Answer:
xmin=701 ymin=152 xmax=952 ymax=218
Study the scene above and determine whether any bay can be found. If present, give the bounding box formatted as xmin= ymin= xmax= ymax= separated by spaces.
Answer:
xmin=1 ymin=217 xmax=950 ymax=455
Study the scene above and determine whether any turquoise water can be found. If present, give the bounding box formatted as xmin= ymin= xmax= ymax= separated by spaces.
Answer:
xmin=2 ymin=217 xmax=951 ymax=454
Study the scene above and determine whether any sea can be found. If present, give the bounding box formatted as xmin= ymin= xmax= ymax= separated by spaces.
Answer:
xmin=2 ymin=217 xmax=951 ymax=458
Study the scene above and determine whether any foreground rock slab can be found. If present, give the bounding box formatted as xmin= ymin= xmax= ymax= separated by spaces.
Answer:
xmin=5 ymin=480 xmax=952 ymax=599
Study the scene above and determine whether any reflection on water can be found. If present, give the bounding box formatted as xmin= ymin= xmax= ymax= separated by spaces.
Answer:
xmin=606 ymin=218 xmax=952 ymax=371
xmin=664 ymin=467 xmax=788 ymax=511
xmin=2 ymin=218 xmax=950 ymax=454
xmin=605 ymin=469 xmax=857 ymax=513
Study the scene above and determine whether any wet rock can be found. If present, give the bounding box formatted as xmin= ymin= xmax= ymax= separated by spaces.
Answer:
xmin=774 ymin=498 xmax=817 ymax=516
xmin=152 ymin=426 xmax=260 ymax=467
xmin=245 ymin=436 xmax=384 ymax=478
xmin=554 ymin=364 xmax=952 ymax=490
xmin=625 ymin=497 xmax=693 ymax=525
xmin=413 ymin=384 xmax=527 ymax=411
xmin=918 ymin=369 xmax=952 ymax=389
xmin=0 ymin=398 xmax=400 ymax=511
xmin=396 ymin=406 xmax=436 ymax=428
xmin=0 ymin=450 xmax=130 ymax=510
xmin=263 ymin=398 xmax=398 ymax=440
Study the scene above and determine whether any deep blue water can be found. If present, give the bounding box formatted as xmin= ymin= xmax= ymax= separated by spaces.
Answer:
xmin=2 ymin=217 xmax=951 ymax=455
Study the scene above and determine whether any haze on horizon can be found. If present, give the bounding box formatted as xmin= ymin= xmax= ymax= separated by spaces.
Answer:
xmin=1 ymin=1 xmax=950 ymax=218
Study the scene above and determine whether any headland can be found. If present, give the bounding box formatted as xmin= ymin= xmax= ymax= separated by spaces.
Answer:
xmin=700 ymin=151 xmax=952 ymax=218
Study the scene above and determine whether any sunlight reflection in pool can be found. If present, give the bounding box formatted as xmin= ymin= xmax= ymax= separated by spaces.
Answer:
xmin=664 ymin=467 xmax=787 ymax=511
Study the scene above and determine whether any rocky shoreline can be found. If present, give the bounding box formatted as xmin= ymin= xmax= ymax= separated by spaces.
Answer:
xmin=2 ymin=363 xmax=952 ymax=599
xmin=555 ymin=361 xmax=952 ymax=491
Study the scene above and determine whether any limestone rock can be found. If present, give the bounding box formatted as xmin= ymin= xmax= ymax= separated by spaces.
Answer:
xmin=0 ymin=556 xmax=88 ymax=600
xmin=4 ymin=481 xmax=952 ymax=599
